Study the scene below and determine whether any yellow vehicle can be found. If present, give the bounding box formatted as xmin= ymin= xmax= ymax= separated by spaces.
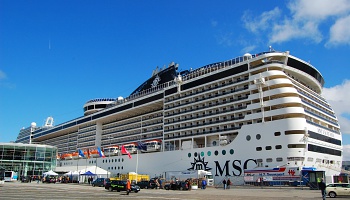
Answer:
xmin=111 ymin=172 xmax=150 ymax=183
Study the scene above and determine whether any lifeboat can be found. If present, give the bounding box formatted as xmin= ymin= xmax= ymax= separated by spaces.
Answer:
xmin=72 ymin=152 xmax=79 ymax=159
xmin=122 ymin=143 xmax=137 ymax=154
xmin=142 ymin=139 xmax=162 ymax=153
xmin=84 ymin=148 xmax=100 ymax=158
xmin=104 ymin=146 xmax=119 ymax=157
xmin=62 ymin=153 xmax=73 ymax=160
xmin=89 ymin=149 xmax=100 ymax=158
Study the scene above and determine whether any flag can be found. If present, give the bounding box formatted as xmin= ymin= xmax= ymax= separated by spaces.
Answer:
xmin=97 ymin=147 xmax=105 ymax=158
xmin=87 ymin=148 xmax=90 ymax=159
xmin=78 ymin=149 xmax=85 ymax=158
xmin=121 ymin=145 xmax=132 ymax=159
xmin=137 ymin=141 xmax=147 ymax=151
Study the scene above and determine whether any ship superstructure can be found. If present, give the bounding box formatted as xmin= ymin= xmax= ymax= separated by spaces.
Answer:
xmin=15 ymin=49 xmax=342 ymax=184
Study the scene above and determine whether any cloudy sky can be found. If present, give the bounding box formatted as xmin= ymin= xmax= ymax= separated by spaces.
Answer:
xmin=1 ymin=0 xmax=350 ymax=159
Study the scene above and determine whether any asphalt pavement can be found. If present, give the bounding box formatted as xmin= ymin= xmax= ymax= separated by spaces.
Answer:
xmin=0 ymin=181 xmax=327 ymax=200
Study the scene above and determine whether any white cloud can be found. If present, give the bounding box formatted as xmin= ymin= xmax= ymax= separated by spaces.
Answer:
xmin=343 ymin=145 xmax=350 ymax=161
xmin=242 ymin=7 xmax=281 ymax=34
xmin=288 ymin=0 xmax=350 ymax=20
xmin=326 ymin=15 xmax=350 ymax=46
xmin=0 ymin=70 xmax=6 ymax=80
xmin=323 ymin=80 xmax=350 ymax=135
xmin=242 ymin=0 xmax=350 ymax=45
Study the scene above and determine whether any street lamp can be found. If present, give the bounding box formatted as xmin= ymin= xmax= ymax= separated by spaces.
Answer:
xmin=29 ymin=122 xmax=36 ymax=144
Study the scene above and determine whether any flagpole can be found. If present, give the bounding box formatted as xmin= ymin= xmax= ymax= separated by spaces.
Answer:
xmin=76 ymin=146 xmax=79 ymax=184
xmin=136 ymin=117 xmax=142 ymax=183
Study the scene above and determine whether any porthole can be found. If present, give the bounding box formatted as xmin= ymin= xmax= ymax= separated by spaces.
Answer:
xmin=230 ymin=149 xmax=234 ymax=154
xmin=265 ymin=146 xmax=272 ymax=150
xmin=256 ymin=134 xmax=261 ymax=140
xmin=256 ymin=147 xmax=262 ymax=151
xmin=212 ymin=141 xmax=217 ymax=146
xmin=275 ymin=145 xmax=282 ymax=149
xmin=222 ymin=150 xmax=226 ymax=155
xmin=201 ymin=152 xmax=204 ymax=157
xmin=207 ymin=151 xmax=211 ymax=156
xmin=194 ymin=152 xmax=198 ymax=157
xmin=214 ymin=150 xmax=218 ymax=156
xmin=188 ymin=153 xmax=191 ymax=158
xmin=246 ymin=135 xmax=251 ymax=141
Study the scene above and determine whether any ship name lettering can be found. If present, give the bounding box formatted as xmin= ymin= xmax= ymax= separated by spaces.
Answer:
xmin=214 ymin=159 xmax=257 ymax=177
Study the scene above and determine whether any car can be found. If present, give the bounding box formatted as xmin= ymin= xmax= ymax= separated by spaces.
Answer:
xmin=105 ymin=180 xmax=140 ymax=193
xmin=136 ymin=180 xmax=157 ymax=189
xmin=91 ymin=178 xmax=106 ymax=187
xmin=326 ymin=183 xmax=350 ymax=198
xmin=164 ymin=181 xmax=189 ymax=190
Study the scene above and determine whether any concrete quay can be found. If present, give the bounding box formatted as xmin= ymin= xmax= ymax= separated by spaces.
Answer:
xmin=0 ymin=181 xmax=324 ymax=200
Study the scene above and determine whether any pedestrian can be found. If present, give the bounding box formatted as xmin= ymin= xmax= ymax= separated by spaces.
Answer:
xmin=227 ymin=178 xmax=231 ymax=189
xmin=223 ymin=178 xmax=227 ymax=190
xmin=126 ymin=179 xmax=131 ymax=195
xmin=159 ymin=178 xmax=163 ymax=189
xmin=201 ymin=179 xmax=207 ymax=189
xmin=319 ymin=178 xmax=326 ymax=200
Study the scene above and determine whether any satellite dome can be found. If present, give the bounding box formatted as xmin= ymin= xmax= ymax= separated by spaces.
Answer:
xmin=243 ymin=53 xmax=252 ymax=60
xmin=31 ymin=122 xmax=37 ymax=128
xmin=117 ymin=96 xmax=124 ymax=101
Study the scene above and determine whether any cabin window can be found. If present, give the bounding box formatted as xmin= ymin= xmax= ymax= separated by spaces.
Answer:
xmin=274 ymin=132 xmax=281 ymax=136
xmin=256 ymin=134 xmax=261 ymax=140
xmin=275 ymin=145 xmax=282 ymax=149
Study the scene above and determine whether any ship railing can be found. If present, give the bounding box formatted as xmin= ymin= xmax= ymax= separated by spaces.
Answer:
xmin=306 ymin=120 xmax=340 ymax=134
xmin=304 ymin=110 xmax=339 ymax=127
xmin=108 ymin=80 xmax=177 ymax=108
xmin=180 ymin=51 xmax=280 ymax=83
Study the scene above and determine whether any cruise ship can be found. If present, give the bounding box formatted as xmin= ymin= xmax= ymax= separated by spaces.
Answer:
xmin=16 ymin=49 xmax=342 ymax=185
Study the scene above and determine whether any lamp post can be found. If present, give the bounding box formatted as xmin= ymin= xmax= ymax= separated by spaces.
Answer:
xmin=29 ymin=122 xmax=36 ymax=144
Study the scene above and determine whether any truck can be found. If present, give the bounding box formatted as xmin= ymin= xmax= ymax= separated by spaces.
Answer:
xmin=164 ymin=170 xmax=214 ymax=186
xmin=112 ymin=172 xmax=150 ymax=183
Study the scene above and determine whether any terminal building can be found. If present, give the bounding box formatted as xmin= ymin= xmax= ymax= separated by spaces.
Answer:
xmin=0 ymin=142 xmax=57 ymax=178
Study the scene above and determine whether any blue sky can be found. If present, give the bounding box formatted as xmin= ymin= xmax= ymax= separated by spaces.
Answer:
xmin=1 ymin=0 xmax=350 ymax=158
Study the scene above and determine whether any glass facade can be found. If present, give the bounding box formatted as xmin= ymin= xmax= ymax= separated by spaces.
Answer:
xmin=0 ymin=143 xmax=57 ymax=178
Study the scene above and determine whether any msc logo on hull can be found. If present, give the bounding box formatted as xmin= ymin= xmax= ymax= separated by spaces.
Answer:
xmin=188 ymin=154 xmax=257 ymax=176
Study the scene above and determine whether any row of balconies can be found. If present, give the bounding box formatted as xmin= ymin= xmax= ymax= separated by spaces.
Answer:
xmin=165 ymin=97 xmax=249 ymax=118
xmin=165 ymin=107 xmax=246 ymax=126
xmin=164 ymin=126 xmax=241 ymax=140
xmin=165 ymin=88 xmax=249 ymax=111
